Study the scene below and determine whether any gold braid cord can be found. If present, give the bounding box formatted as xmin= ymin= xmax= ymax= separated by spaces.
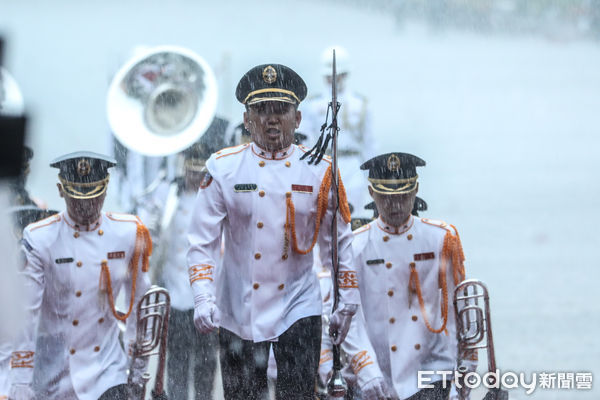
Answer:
xmin=409 ymin=229 xmax=465 ymax=335
xmin=285 ymin=165 xmax=351 ymax=255
xmin=99 ymin=222 xmax=152 ymax=321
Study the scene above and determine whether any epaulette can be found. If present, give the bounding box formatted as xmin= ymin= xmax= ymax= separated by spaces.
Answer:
xmin=215 ymin=143 xmax=250 ymax=160
xmin=106 ymin=212 xmax=143 ymax=225
xmin=353 ymin=223 xmax=370 ymax=235
xmin=297 ymin=145 xmax=332 ymax=165
xmin=28 ymin=213 xmax=61 ymax=232
xmin=421 ymin=217 xmax=456 ymax=235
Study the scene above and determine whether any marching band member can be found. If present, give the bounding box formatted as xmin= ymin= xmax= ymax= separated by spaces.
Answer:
xmin=139 ymin=143 xmax=220 ymax=400
xmin=301 ymin=45 xmax=376 ymax=216
xmin=187 ymin=63 xmax=360 ymax=399
xmin=341 ymin=153 xmax=473 ymax=400
xmin=9 ymin=152 xmax=152 ymax=400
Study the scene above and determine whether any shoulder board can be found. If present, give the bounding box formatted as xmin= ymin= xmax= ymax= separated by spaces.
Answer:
xmin=106 ymin=212 xmax=142 ymax=225
xmin=215 ymin=143 xmax=250 ymax=160
xmin=421 ymin=217 xmax=456 ymax=234
xmin=297 ymin=145 xmax=332 ymax=166
xmin=28 ymin=213 xmax=62 ymax=232
xmin=353 ymin=223 xmax=371 ymax=235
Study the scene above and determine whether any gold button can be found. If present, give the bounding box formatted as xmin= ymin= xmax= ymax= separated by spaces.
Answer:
xmin=259 ymin=190 xmax=265 ymax=197
xmin=94 ymin=346 xmax=100 ymax=352
xmin=386 ymin=262 xmax=392 ymax=269
xmin=412 ymin=315 xmax=418 ymax=321
xmin=76 ymin=261 xmax=82 ymax=267
xmin=253 ymin=283 xmax=260 ymax=290
xmin=98 ymin=318 xmax=104 ymax=324
xmin=389 ymin=317 xmax=395 ymax=324
xmin=281 ymin=254 xmax=288 ymax=260
xmin=415 ymin=344 xmax=421 ymax=350
xmin=72 ymin=320 xmax=79 ymax=326
xmin=257 ymin=222 xmax=264 ymax=229
xmin=387 ymin=290 xmax=394 ymax=297
xmin=383 ymin=236 xmax=389 ymax=242
xmin=75 ymin=291 xmax=82 ymax=297
xmin=98 ymin=229 xmax=104 ymax=236
xmin=70 ymin=348 xmax=76 ymax=355
xmin=409 ymin=262 xmax=416 ymax=268
xmin=407 ymin=234 xmax=413 ymax=240
xmin=254 ymin=253 xmax=261 ymax=260
xmin=73 ymin=232 xmax=80 ymax=238
xmin=278 ymin=284 xmax=285 ymax=290
xmin=285 ymin=191 xmax=291 ymax=198
xmin=259 ymin=161 xmax=265 ymax=167
xmin=391 ymin=345 xmax=397 ymax=352
xmin=285 ymin=161 xmax=291 ymax=167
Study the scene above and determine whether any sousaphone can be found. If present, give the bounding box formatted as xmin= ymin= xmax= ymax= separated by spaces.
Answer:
xmin=107 ymin=45 xmax=218 ymax=156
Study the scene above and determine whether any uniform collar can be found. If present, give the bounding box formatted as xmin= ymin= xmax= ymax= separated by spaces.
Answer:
xmin=251 ymin=143 xmax=294 ymax=160
xmin=376 ymin=215 xmax=413 ymax=235
xmin=63 ymin=211 xmax=102 ymax=232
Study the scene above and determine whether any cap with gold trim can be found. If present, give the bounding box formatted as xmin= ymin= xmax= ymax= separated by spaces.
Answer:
xmin=50 ymin=151 xmax=116 ymax=199
xmin=360 ymin=152 xmax=426 ymax=195
xmin=183 ymin=142 xmax=210 ymax=172
xmin=235 ymin=64 xmax=307 ymax=106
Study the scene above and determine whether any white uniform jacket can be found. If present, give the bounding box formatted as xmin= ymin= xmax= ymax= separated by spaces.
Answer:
xmin=342 ymin=216 xmax=466 ymax=399
xmin=187 ymin=142 xmax=360 ymax=342
xmin=11 ymin=211 xmax=151 ymax=400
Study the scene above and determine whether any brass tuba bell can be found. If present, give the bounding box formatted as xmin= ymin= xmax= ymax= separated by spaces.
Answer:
xmin=107 ymin=45 xmax=218 ymax=156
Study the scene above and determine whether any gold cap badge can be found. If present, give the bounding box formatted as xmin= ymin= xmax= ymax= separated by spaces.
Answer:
xmin=77 ymin=159 xmax=91 ymax=177
xmin=387 ymin=154 xmax=401 ymax=173
xmin=262 ymin=65 xmax=277 ymax=84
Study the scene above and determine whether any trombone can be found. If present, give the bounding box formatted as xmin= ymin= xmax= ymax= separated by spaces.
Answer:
xmin=128 ymin=285 xmax=171 ymax=400
xmin=453 ymin=279 xmax=508 ymax=400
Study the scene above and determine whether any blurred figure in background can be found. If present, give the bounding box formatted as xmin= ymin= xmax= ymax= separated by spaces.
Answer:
xmin=301 ymin=45 xmax=375 ymax=216
xmin=138 ymin=142 xmax=220 ymax=400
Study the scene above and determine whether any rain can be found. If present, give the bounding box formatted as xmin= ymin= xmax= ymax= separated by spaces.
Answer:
xmin=1 ymin=0 xmax=600 ymax=399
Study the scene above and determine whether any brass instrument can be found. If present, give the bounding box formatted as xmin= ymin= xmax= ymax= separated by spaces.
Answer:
xmin=127 ymin=285 xmax=171 ymax=400
xmin=454 ymin=279 xmax=508 ymax=400
xmin=107 ymin=45 xmax=218 ymax=157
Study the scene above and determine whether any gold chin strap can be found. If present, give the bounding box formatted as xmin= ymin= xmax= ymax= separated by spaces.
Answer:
xmin=59 ymin=175 xmax=110 ymax=199
xmin=244 ymin=88 xmax=300 ymax=104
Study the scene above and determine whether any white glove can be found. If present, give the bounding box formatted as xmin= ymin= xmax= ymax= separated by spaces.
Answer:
xmin=361 ymin=377 xmax=395 ymax=400
xmin=193 ymin=294 xmax=219 ymax=333
xmin=329 ymin=304 xmax=357 ymax=345
xmin=129 ymin=355 xmax=148 ymax=386
xmin=9 ymin=383 xmax=35 ymax=400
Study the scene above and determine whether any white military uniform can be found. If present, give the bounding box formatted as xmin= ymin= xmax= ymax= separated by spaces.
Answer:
xmin=187 ymin=142 xmax=360 ymax=342
xmin=301 ymin=89 xmax=375 ymax=216
xmin=11 ymin=211 xmax=151 ymax=400
xmin=342 ymin=216 xmax=466 ymax=399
